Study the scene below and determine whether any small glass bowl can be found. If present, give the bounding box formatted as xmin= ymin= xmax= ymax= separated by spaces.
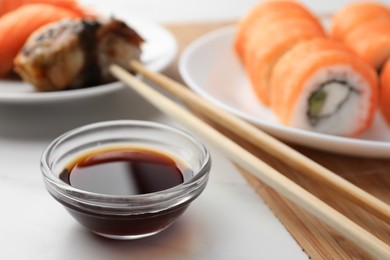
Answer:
xmin=41 ymin=120 xmax=211 ymax=240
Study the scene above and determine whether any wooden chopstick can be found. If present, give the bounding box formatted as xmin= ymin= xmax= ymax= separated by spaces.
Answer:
xmin=129 ymin=60 xmax=390 ymax=225
xmin=110 ymin=64 xmax=390 ymax=259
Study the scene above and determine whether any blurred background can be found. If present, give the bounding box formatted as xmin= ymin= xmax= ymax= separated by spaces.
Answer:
xmin=81 ymin=0 xmax=390 ymax=23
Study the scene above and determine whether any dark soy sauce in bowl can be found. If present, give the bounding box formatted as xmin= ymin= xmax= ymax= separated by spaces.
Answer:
xmin=58 ymin=146 xmax=194 ymax=239
xmin=41 ymin=121 xmax=211 ymax=240
xmin=60 ymin=148 xmax=192 ymax=196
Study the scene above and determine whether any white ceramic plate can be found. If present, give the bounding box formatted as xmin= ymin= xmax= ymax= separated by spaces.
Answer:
xmin=0 ymin=17 xmax=177 ymax=104
xmin=179 ymin=26 xmax=390 ymax=158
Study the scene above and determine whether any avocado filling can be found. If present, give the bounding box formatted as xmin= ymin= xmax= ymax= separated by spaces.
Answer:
xmin=307 ymin=80 xmax=359 ymax=126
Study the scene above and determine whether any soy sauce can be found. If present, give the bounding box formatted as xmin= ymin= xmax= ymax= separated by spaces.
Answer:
xmin=60 ymin=147 xmax=192 ymax=195
xmin=55 ymin=146 xmax=197 ymax=239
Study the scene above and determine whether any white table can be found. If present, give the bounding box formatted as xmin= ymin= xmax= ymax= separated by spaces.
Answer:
xmin=2 ymin=1 xmax=386 ymax=259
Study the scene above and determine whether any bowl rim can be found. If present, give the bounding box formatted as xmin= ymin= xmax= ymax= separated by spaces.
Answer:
xmin=40 ymin=120 xmax=211 ymax=205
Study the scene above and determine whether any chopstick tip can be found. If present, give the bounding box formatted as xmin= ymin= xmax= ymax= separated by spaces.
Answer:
xmin=129 ymin=59 xmax=142 ymax=70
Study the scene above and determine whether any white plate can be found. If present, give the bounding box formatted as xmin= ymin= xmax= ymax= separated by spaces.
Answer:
xmin=179 ymin=26 xmax=390 ymax=158
xmin=0 ymin=16 xmax=177 ymax=104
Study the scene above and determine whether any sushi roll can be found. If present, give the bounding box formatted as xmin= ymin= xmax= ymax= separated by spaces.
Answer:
xmin=331 ymin=2 xmax=390 ymax=40
xmin=343 ymin=20 xmax=390 ymax=70
xmin=14 ymin=18 xmax=143 ymax=91
xmin=380 ymin=58 xmax=390 ymax=126
xmin=0 ymin=3 xmax=85 ymax=77
xmin=330 ymin=2 xmax=390 ymax=70
xmin=235 ymin=0 xmax=324 ymax=105
xmin=270 ymin=39 xmax=378 ymax=136
xmin=234 ymin=0 xmax=322 ymax=61
xmin=245 ymin=17 xmax=324 ymax=105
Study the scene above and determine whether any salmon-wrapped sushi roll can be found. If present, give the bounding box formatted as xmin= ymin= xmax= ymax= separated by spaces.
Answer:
xmin=344 ymin=20 xmax=390 ymax=69
xmin=331 ymin=2 xmax=390 ymax=69
xmin=380 ymin=58 xmax=390 ymax=126
xmin=234 ymin=0 xmax=322 ymax=60
xmin=331 ymin=2 xmax=390 ymax=40
xmin=235 ymin=1 xmax=324 ymax=105
xmin=270 ymin=39 xmax=378 ymax=136
xmin=245 ymin=17 xmax=324 ymax=105
xmin=243 ymin=13 xmax=323 ymax=64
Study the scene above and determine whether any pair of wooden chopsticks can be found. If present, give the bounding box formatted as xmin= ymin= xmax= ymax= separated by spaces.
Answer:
xmin=110 ymin=61 xmax=390 ymax=259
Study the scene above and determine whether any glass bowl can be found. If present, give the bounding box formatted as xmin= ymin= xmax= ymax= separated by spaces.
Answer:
xmin=41 ymin=120 xmax=211 ymax=240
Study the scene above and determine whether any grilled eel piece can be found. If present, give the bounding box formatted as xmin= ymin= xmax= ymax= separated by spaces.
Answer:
xmin=14 ymin=18 xmax=143 ymax=91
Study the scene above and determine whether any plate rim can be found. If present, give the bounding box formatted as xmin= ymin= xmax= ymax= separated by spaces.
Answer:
xmin=179 ymin=25 xmax=390 ymax=158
